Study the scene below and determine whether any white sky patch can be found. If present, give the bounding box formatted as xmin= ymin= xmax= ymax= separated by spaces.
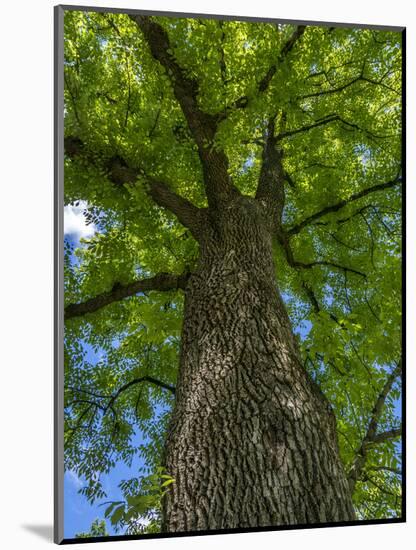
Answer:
xmin=67 ymin=470 xmax=83 ymax=489
xmin=64 ymin=201 xmax=96 ymax=240
xmin=138 ymin=516 xmax=151 ymax=527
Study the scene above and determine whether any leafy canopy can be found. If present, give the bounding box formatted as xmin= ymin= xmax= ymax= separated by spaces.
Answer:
xmin=63 ymin=9 xmax=402 ymax=533
xmin=75 ymin=518 xmax=109 ymax=538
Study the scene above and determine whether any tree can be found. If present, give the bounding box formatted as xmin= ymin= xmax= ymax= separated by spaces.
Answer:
xmin=63 ymin=9 xmax=402 ymax=535
xmin=75 ymin=518 xmax=109 ymax=538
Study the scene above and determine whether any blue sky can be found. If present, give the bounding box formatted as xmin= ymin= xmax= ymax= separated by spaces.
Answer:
xmin=64 ymin=428 xmax=145 ymax=537
xmin=63 ymin=204 xmax=402 ymax=538
xmin=64 ymin=206 xmax=160 ymax=537
xmin=62 ymin=209 xmax=314 ymax=538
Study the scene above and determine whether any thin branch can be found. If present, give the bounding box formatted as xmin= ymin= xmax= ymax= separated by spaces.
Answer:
xmin=129 ymin=14 xmax=238 ymax=207
xmin=64 ymin=72 xmax=82 ymax=127
xmin=364 ymin=291 xmax=381 ymax=324
xmin=230 ymin=26 xmax=306 ymax=111
xmin=301 ymin=282 xmax=350 ymax=343
xmin=311 ymin=204 xmax=383 ymax=229
xmin=365 ymin=475 xmax=399 ymax=498
xmin=365 ymin=361 xmax=402 ymax=441
xmin=96 ymin=91 xmax=117 ymax=105
xmin=276 ymin=114 xmax=340 ymax=140
xmin=287 ymin=175 xmax=402 ymax=236
xmin=277 ymin=229 xmax=366 ymax=279
xmin=65 ymin=272 xmax=190 ymax=320
xmin=338 ymin=429 xmax=357 ymax=453
xmin=368 ymin=465 xmax=402 ymax=476
xmin=148 ymin=104 xmax=162 ymax=138
xmin=296 ymin=68 xmax=400 ymax=101
xmin=293 ymin=259 xmax=366 ymax=278
xmin=371 ymin=205 xmax=395 ymax=235
xmin=345 ymin=390 xmax=365 ymax=439
xmin=343 ymin=270 xmax=353 ymax=312
xmin=301 ymin=281 xmax=320 ymax=314
xmin=301 ymin=282 xmax=344 ymax=328
xmin=284 ymin=171 xmax=296 ymax=188
xmin=328 ymin=231 xmax=361 ymax=252
xmin=360 ymin=211 xmax=376 ymax=268
xmin=277 ymin=114 xmax=396 ymax=141
xmin=65 ymin=404 xmax=94 ymax=441
xmin=123 ymin=51 xmax=132 ymax=129
xmin=305 ymin=59 xmax=356 ymax=82
xmin=66 ymin=385 xmax=111 ymax=400
xmin=305 ymin=162 xmax=337 ymax=170
xmin=66 ymin=398 xmax=106 ymax=412
xmin=366 ymin=427 xmax=402 ymax=446
xmin=105 ymin=376 xmax=176 ymax=413
xmin=258 ymin=25 xmax=307 ymax=92
xmin=218 ymin=20 xmax=228 ymax=86
xmin=348 ymin=361 xmax=402 ymax=491
xmin=298 ymin=74 xmax=362 ymax=100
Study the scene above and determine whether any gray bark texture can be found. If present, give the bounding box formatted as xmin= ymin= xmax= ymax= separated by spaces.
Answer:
xmin=127 ymin=15 xmax=356 ymax=533
xmin=161 ymin=194 xmax=356 ymax=531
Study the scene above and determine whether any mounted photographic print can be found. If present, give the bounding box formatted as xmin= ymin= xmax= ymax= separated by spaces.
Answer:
xmin=54 ymin=4 xmax=405 ymax=544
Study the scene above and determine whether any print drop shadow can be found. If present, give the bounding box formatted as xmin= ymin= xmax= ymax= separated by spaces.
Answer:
xmin=21 ymin=524 xmax=53 ymax=542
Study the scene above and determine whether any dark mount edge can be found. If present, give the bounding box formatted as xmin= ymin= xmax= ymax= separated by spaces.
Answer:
xmin=58 ymin=3 xmax=405 ymax=32
xmin=54 ymin=4 xmax=406 ymax=544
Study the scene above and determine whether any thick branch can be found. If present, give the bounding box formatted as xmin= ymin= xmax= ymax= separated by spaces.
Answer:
xmin=255 ymin=117 xmax=285 ymax=226
xmin=129 ymin=15 xmax=238 ymax=207
xmin=64 ymin=136 xmax=203 ymax=236
xmin=288 ymin=176 xmax=402 ymax=236
xmin=65 ymin=136 xmax=139 ymax=186
xmin=348 ymin=361 xmax=402 ymax=491
xmin=129 ymin=15 xmax=214 ymax=147
xmin=145 ymin=177 xmax=205 ymax=238
xmin=251 ymin=29 xmax=307 ymax=227
xmin=65 ymin=272 xmax=190 ymax=320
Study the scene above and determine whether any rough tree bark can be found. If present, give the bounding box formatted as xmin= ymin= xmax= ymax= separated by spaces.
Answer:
xmin=161 ymin=192 xmax=356 ymax=531
xmin=63 ymin=13 xmax=403 ymax=533
xmin=123 ymin=15 xmax=357 ymax=531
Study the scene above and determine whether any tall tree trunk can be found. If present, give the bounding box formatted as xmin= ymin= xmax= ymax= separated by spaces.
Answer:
xmin=161 ymin=195 xmax=355 ymax=531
